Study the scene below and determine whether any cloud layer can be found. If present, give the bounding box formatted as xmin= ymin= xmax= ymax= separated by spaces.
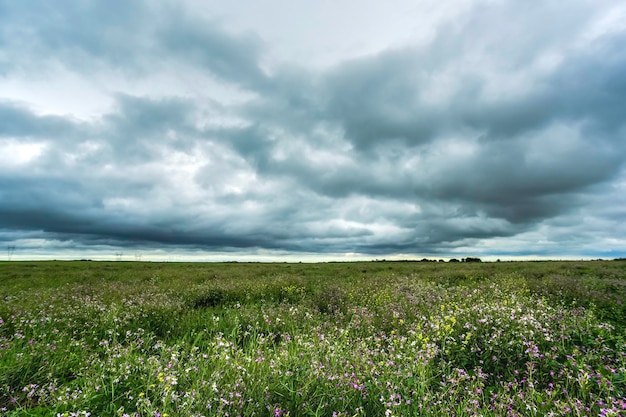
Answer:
xmin=1 ymin=0 xmax=626 ymax=259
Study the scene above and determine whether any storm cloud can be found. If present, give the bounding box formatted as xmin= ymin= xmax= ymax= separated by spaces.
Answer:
xmin=1 ymin=0 xmax=625 ymax=260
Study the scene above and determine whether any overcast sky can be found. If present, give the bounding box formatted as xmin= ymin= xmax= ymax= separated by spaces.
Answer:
xmin=1 ymin=0 xmax=626 ymax=261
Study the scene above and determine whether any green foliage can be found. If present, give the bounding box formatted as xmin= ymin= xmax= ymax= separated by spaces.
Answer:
xmin=0 ymin=260 xmax=625 ymax=415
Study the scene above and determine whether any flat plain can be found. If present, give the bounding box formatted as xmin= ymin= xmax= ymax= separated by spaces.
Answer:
xmin=1 ymin=260 xmax=625 ymax=416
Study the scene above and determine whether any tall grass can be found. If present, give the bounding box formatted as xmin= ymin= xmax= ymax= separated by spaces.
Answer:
xmin=0 ymin=261 xmax=625 ymax=416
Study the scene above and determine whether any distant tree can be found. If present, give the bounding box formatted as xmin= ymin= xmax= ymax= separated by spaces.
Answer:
xmin=449 ymin=258 xmax=460 ymax=263
xmin=465 ymin=257 xmax=482 ymax=263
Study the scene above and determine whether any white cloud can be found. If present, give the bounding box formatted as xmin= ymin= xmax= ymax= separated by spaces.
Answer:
xmin=0 ymin=140 xmax=46 ymax=167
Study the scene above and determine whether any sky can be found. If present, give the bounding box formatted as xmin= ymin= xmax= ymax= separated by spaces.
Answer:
xmin=1 ymin=0 xmax=626 ymax=261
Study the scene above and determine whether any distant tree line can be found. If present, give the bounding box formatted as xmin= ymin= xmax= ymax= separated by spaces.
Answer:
xmin=373 ymin=257 xmax=482 ymax=263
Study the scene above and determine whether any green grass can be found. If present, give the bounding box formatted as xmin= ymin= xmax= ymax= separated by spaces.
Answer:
xmin=0 ymin=260 xmax=625 ymax=416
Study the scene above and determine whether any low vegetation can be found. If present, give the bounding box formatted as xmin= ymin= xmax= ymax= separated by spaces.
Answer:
xmin=0 ymin=260 xmax=625 ymax=416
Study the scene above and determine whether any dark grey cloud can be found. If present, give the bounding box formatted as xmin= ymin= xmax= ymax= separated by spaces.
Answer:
xmin=1 ymin=0 xmax=625 ymax=259
xmin=0 ymin=0 xmax=267 ymax=89
xmin=157 ymin=9 xmax=269 ymax=90
xmin=0 ymin=102 xmax=80 ymax=138
xmin=0 ymin=1 xmax=148 ymax=74
xmin=101 ymin=94 xmax=200 ymax=161
xmin=323 ymin=52 xmax=439 ymax=150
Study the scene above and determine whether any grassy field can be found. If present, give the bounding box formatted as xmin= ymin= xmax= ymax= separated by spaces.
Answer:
xmin=0 ymin=260 xmax=625 ymax=416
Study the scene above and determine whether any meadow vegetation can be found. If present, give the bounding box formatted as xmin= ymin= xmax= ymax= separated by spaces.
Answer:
xmin=0 ymin=260 xmax=625 ymax=416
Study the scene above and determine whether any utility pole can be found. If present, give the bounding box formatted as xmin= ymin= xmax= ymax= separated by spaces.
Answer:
xmin=7 ymin=245 xmax=16 ymax=261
